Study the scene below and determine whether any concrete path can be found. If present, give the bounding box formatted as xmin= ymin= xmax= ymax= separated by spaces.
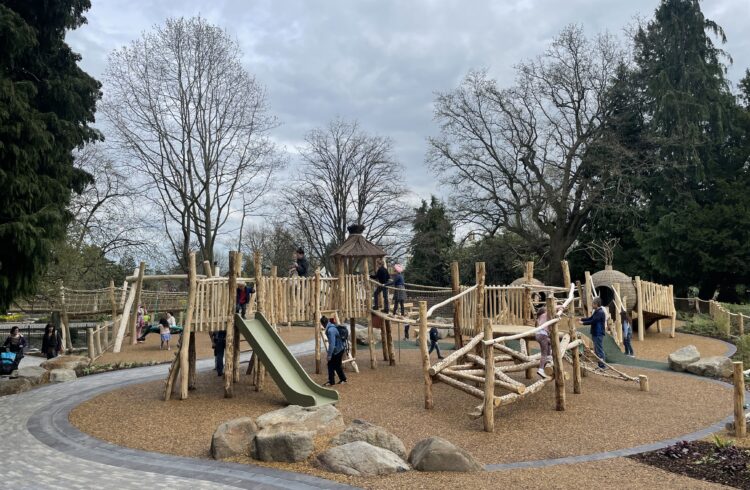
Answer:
xmin=6 ymin=340 xmax=353 ymax=490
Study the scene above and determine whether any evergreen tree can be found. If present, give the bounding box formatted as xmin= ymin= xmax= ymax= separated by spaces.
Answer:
xmin=406 ymin=197 xmax=454 ymax=286
xmin=0 ymin=1 xmax=101 ymax=310
xmin=633 ymin=0 xmax=750 ymax=298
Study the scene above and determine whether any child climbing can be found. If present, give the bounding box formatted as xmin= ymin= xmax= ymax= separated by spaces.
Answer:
xmin=370 ymin=258 xmax=390 ymax=313
xmin=159 ymin=317 xmax=171 ymax=350
xmin=621 ymin=309 xmax=635 ymax=357
xmin=235 ymin=282 xmax=255 ymax=319
xmin=534 ymin=306 xmax=552 ymax=378
xmin=428 ymin=326 xmax=444 ymax=359
xmin=321 ymin=316 xmax=347 ymax=386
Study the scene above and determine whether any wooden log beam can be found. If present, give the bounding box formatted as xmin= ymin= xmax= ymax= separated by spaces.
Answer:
xmin=428 ymin=334 xmax=483 ymax=376
xmin=224 ymin=251 xmax=241 ymax=398
xmin=495 ymin=377 xmax=552 ymax=406
xmin=435 ymin=373 xmax=485 ymax=400
xmin=129 ymin=261 xmax=146 ymax=345
xmin=465 ymin=353 xmax=525 ymax=392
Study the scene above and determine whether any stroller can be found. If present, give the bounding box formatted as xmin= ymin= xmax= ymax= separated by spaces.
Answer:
xmin=1 ymin=348 xmax=20 ymax=375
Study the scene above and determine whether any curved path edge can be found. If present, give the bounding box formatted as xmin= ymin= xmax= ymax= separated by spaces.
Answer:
xmin=20 ymin=340 xmax=746 ymax=484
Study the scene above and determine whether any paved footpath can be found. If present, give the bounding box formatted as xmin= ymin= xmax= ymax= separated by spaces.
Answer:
xmin=6 ymin=340 xmax=353 ymax=490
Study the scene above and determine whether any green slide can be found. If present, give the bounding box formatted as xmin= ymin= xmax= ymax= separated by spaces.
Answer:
xmin=235 ymin=313 xmax=339 ymax=407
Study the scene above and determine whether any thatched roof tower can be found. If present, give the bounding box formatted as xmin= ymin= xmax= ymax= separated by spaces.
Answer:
xmin=590 ymin=265 xmax=637 ymax=311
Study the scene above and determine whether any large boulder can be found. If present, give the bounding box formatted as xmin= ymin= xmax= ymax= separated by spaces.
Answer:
xmin=355 ymin=324 xmax=382 ymax=345
xmin=17 ymin=366 xmax=49 ymax=386
xmin=332 ymin=419 xmax=407 ymax=459
xmin=255 ymin=404 xmax=344 ymax=437
xmin=668 ymin=345 xmax=700 ymax=372
xmin=253 ymin=429 xmax=314 ymax=463
xmin=49 ymin=368 xmax=77 ymax=383
xmin=0 ymin=377 xmax=32 ymax=397
xmin=250 ymin=405 xmax=344 ymax=463
xmin=317 ymin=441 xmax=410 ymax=476
xmin=408 ymin=436 xmax=483 ymax=472
xmin=210 ymin=417 xmax=258 ymax=459
xmin=686 ymin=356 xmax=733 ymax=378
xmin=41 ymin=355 xmax=90 ymax=375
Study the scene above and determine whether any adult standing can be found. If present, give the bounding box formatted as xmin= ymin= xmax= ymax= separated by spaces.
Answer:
xmin=289 ymin=247 xmax=309 ymax=278
xmin=3 ymin=326 xmax=27 ymax=364
xmin=580 ymin=297 xmax=607 ymax=369
xmin=321 ymin=316 xmax=347 ymax=386
xmin=40 ymin=324 xmax=62 ymax=360
xmin=370 ymin=258 xmax=390 ymax=313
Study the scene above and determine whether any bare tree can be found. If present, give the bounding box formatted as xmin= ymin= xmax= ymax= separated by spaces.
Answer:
xmin=68 ymin=143 xmax=149 ymax=258
xmin=102 ymin=16 xmax=281 ymax=269
xmin=241 ymin=223 xmax=300 ymax=275
xmin=429 ymin=25 xmax=633 ymax=283
xmin=286 ymin=119 xmax=410 ymax=272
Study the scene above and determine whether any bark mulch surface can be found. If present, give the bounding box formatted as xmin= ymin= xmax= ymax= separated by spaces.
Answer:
xmin=71 ymin=348 xmax=733 ymax=488
xmin=93 ymin=326 xmax=314 ymax=366
xmin=631 ymin=439 xmax=750 ymax=489
xmin=634 ymin=329 xmax=731 ymax=362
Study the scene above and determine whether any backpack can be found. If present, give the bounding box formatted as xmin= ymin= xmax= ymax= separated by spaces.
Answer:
xmin=327 ymin=324 xmax=348 ymax=354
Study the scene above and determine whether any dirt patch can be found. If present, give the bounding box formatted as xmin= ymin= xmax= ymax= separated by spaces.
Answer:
xmin=71 ymin=348 xmax=733 ymax=487
xmin=634 ymin=329 xmax=731 ymax=362
xmin=93 ymin=326 xmax=314 ymax=366
xmin=631 ymin=439 xmax=750 ymax=489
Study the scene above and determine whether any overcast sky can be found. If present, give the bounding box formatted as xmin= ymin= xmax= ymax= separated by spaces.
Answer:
xmin=67 ymin=0 xmax=750 ymax=204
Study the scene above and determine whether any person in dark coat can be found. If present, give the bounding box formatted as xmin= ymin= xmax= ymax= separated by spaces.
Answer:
xmin=40 ymin=324 xmax=62 ymax=360
xmin=289 ymin=247 xmax=309 ymax=277
xmin=211 ymin=330 xmax=227 ymax=376
xmin=4 ymin=326 xmax=27 ymax=364
xmin=580 ymin=297 xmax=607 ymax=369
xmin=370 ymin=258 xmax=390 ymax=312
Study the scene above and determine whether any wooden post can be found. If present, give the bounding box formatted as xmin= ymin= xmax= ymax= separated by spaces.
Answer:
xmin=337 ymin=256 xmax=346 ymax=316
xmin=575 ymin=280 xmax=585 ymax=315
xmin=613 ymin=283 xmax=622 ymax=347
xmin=734 ymin=362 xmax=746 ymax=437
xmin=635 ymin=276 xmax=644 ymax=341
xmin=224 ymin=251 xmax=239 ymax=397
xmin=59 ymin=283 xmax=71 ymax=353
xmin=363 ymin=260 xmax=376 ymax=369
xmin=419 ymin=301 xmax=433 ymax=409
xmin=130 ymin=261 xmax=146 ymax=345
xmin=474 ymin=262 xmax=486 ymax=355
xmin=562 ymin=261 xmax=581 ymax=394
xmin=451 ymin=261 xmax=464 ymax=349
xmin=86 ymin=328 xmax=95 ymax=361
xmin=639 ymin=374 xmax=650 ymax=392
xmin=386 ymin=319 xmax=395 ymax=366
xmin=669 ymin=285 xmax=677 ymax=338
xmin=188 ymin=332 xmax=196 ymax=389
xmin=548 ymin=296 xmax=565 ymax=411
xmin=254 ymin=251 xmax=265 ymax=391
xmin=584 ymin=271 xmax=592 ymax=316
xmin=177 ymin=253 xmax=198 ymax=400
xmin=108 ymin=279 xmax=116 ymax=349
xmin=314 ymin=267 xmax=322 ymax=374
xmin=203 ymin=260 xmax=213 ymax=277
xmin=477 ymin=263 xmax=494 ymax=431
xmin=95 ymin=325 xmax=103 ymax=357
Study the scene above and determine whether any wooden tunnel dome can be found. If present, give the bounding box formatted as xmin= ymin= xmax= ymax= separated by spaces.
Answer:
xmin=591 ymin=265 xmax=637 ymax=311
xmin=510 ymin=277 xmax=544 ymax=287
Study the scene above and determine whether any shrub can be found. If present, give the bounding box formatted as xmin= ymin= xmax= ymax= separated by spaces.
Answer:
xmin=733 ymin=335 xmax=750 ymax=366
xmin=680 ymin=314 xmax=725 ymax=338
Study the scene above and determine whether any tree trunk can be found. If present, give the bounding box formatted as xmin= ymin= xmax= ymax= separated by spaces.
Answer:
xmin=545 ymin=238 xmax=571 ymax=285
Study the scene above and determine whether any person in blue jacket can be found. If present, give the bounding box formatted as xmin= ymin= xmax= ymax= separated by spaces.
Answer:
xmin=580 ymin=297 xmax=607 ymax=369
xmin=320 ymin=316 xmax=347 ymax=386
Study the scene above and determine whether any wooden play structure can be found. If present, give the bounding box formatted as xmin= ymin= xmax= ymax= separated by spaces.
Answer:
xmin=584 ymin=265 xmax=676 ymax=341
